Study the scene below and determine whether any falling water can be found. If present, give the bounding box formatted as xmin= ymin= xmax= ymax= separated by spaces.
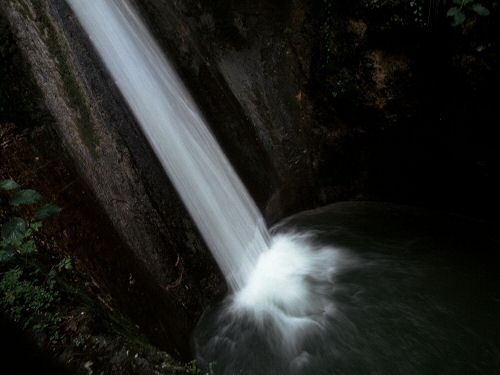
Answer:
xmin=66 ymin=0 xmax=270 ymax=290
xmin=65 ymin=1 xmax=354 ymax=369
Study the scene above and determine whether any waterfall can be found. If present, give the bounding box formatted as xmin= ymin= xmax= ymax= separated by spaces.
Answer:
xmin=66 ymin=0 xmax=270 ymax=290
xmin=62 ymin=6 xmax=499 ymax=374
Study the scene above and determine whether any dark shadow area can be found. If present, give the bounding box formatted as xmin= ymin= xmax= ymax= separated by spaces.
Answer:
xmin=0 ymin=314 xmax=71 ymax=374
xmin=311 ymin=0 xmax=500 ymax=222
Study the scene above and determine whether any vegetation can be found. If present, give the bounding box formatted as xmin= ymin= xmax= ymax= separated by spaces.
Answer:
xmin=316 ymin=0 xmax=499 ymax=112
xmin=0 ymin=178 xmax=214 ymax=373
xmin=0 ymin=179 xmax=67 ymax=339
xmin=447 ymin=0 xmax=493 ymax=26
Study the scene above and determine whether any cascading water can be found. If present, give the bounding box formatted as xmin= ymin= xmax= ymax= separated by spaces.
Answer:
xmin=66 ymin=0 xmax=269 ymax=291
xmin=67 ymin=2 xmax=499 ymax=374
xmin=66 ymin=1 xmax=350 ymax=370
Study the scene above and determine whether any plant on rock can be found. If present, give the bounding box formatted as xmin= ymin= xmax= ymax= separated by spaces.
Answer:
xmin=0 ymin=179 xmax=61 ymax=261
xmin=0 ymin=178 xmax=66 ymax=340
xmin=447 ymin=0 xmax=492 ymax=27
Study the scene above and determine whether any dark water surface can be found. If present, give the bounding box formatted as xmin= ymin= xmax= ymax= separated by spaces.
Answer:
xmin=194 ymin=202 xmax=500 ymax=374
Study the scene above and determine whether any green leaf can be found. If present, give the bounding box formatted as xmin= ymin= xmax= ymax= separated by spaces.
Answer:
xmin=10 ymin=189 xmax=43 ymax=206
xmin=19 ymin=239 xmax=36 ymax=255
xmin=447 ymin=7 xmax=461 ymax=16
xmin=453 ymin=0 xmax=473 ymax=4
xmin=0 ymin=249 xmax=15 ymax=262
xmin=447 ymin=7 xmax=466 ymax=26
xmin=30 ymin=221 xmax=42 ymax=232
xmin=34 ymin=204 xmax=62 ymax=221
xmin=0 ymin=179 xmax=19 ymax=191
xmin=453 ymin=12 xmax=466 ymax=26
xmin=1 ymin=217 xmax=27 ymax=242
xmin=472 ymin=4 xmax=490 ymax=16
xmin=57 ymin=257 xmax=73 ymax=271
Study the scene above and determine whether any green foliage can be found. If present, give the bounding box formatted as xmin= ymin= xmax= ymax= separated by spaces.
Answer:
xmin=0 ymin=179 xmax=65 ymax=340
xmin=448 ymin=6 xmax=467 ymax=25
xmin=0 ymin=180 xmax=59 ymax=261
xmin=35 ymin=204 xmax=63 ymax=221
xmin=0 ymin=217 xmax=39 ymax=262
xmin=0 ymin=267 xmax=62 ymax=332
xmin=447 ymin=0 xmax=492 ymax=26
xmin=57 ymin=256 xmax=73 ymax=272
xmin=1 ymin=217 xmax=27 ymax=243
xmin=10 ymin=189 xmax=43 ymax=206
xmin=0 ymin=179 xmax=19 ymax=191
xmin=0 ymin=179 xmax=205 ymax=371
xmin=362 ymin=0 xmax=494 ymax=29
xmin=472 ymin=3 xmax=491 ymax=15
xmin=186 ymin=360 xmax=216 ymax=375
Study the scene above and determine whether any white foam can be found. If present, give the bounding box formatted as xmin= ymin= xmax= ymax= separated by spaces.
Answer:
xmin=229 ymin=232 xmax=352 ymax=352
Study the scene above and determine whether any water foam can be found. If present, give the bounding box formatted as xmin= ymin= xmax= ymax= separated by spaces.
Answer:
xmin=195 ymin=231 xmax=357 ymax=370
xmin=234 ymin=233 xmax=341 ymax=317
xmin=232 ymin=233 xmax=349 ymax=351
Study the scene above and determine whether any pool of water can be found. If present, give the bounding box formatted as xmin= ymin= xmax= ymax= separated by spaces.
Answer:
xmin=194 ymin=202 xmax=500 ymax=374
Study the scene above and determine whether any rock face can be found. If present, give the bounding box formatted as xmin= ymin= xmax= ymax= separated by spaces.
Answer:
xmin=133 ymin=0 xmax=500 ymax=221
xmin=2 ymin=0 xmax=499 ymax=355
xmin=133 ymin=0 xmax=320 ymax=222
xmin=0 ymin=0 xmax=224 ymax=354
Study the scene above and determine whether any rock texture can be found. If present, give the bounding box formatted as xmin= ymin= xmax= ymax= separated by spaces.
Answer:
xmin=134 ymin=0 xmax=319 ymax=222
xmin=0 ymin=0 xmax=223 ymax=355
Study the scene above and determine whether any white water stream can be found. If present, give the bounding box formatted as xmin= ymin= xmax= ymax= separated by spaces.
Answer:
xmin=66 ymin=3 xmax=352 ymax=371
xmin=66 ymin=0 xmax=270 ymax=290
